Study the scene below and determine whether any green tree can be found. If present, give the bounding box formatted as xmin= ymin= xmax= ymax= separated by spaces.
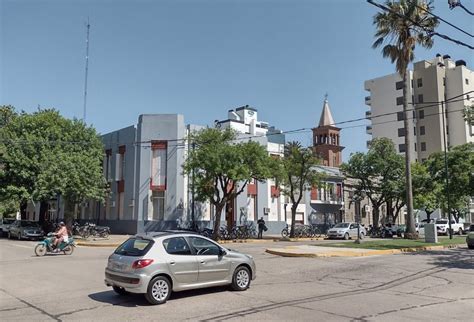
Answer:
xmin=183 ymin=128 xmax=274 ymax=240
xmin=463 ymin=104 xmax=474 ymax=126
xmin=412 ymin=161 xmax=440 ymax=222
xmin=0 ymin=107 xmax=107 ymax=221
xmin=426 ymin=143 xmax=474 ymax=222
xmin=276 ymin=141 xmax=324 ymax=238
xmin=372 ymin=0 xmax=439 ymax=237
xmin=341 ymin=138 xmax=404 ymax=228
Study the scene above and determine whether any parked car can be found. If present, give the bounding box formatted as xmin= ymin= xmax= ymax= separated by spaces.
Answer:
xmin=0 ymin=218 xmax=15 ymax=237
xmin=466 ymin=225 xmax=474 ymax=249
xmin=8 ymin=220 xmax=44 ymax=240
xmin=104 ymin=231 xmax=256 ymax=305
xmin=326 ymin=222 xmax=366 ymax=240
xmin=435 ymin=219 xmax=464 ymax=236
xmin=463 ymin=222 xmax=472 ymax=234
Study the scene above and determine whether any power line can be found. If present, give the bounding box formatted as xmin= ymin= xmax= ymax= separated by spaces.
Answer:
xmin=415 ymin=2 xmax=473 ymax=38
xmin=449 ymin=0 xmax=474 ymax=15
xmin=367 ymin=0 xmax=474 ymax=50
xmin=2 ymin=91 xmax=472 ymax=147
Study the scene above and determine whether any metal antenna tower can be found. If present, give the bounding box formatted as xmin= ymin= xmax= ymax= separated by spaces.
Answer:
xmin=83 ymin=18 xmax=90 ymax=123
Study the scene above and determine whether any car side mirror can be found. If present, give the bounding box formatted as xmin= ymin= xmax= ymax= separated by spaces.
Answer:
xmin=219 ymin=248 xmax=227 ymax=256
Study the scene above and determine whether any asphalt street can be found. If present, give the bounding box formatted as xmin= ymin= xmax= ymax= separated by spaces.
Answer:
xmin=0 ymin=238 xmax=473 ymax=321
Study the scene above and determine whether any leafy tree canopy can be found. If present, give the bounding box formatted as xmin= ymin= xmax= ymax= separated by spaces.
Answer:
xmin=0 ymin=106 xmax=107 ymax=210
xmin=183 ymin=127 xmax=274 ymax=239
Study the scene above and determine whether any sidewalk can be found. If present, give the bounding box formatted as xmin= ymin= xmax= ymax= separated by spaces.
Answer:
xmin=75 ymin=234 xmax=325 ymax=247
xmin=265 ymin=243 xmax=464 ymax=258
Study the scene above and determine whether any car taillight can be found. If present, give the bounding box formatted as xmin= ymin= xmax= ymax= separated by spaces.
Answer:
xmin=132 ymin=259 xmax=154 ymax=269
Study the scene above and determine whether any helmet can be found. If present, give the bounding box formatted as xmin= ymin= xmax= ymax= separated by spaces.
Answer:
xmin=59 ymin=221 xmax=65 ymax=226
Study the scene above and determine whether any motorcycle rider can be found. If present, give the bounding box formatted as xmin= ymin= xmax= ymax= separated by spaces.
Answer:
xmin=53 ymin=222 xmax=68 ymax=251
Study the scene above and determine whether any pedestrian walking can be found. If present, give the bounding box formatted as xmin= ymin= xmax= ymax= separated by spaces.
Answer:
xmin=257 ymin=217 xmax=266 ymax=239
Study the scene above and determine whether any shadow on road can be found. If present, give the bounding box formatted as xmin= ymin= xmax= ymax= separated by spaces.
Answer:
xmin=89 ymin=286 xmax=230 ymax=306
xmin=405 ymin=247 xmax=474 ymax=270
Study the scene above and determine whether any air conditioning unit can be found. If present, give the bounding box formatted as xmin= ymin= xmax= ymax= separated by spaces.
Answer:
xmin=263 ymin=207 xmax=270 ymax=214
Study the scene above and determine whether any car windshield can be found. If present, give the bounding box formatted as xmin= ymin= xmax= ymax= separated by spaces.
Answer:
xmin=436 ymin=220 xmax=448 ymax=224
xmin=20 ymin=221 xmax=39 ymax=227
xmin=114 ymin=238 xmax=153 ymax=256
xmin=334 ymin=223 xmax=350 ymax=228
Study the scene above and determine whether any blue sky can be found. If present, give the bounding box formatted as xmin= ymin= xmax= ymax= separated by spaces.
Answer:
xmin=1 ymin=0 xmax=473 ymax=160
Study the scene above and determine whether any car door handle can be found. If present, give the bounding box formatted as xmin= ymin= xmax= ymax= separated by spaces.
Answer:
xmin=169 ymin=261 xmax=176 ymax=265
xmin=200 ymin=261 xmax=205 ymax=264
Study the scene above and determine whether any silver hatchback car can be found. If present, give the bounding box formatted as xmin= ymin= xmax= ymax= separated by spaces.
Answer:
xmin=104 ymin=231 xmax=256 ymax=305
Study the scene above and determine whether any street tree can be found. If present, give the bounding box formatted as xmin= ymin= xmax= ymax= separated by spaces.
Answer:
xmin=341 ymin=138 xmax=404 ymax=228
xmin=371 ymin=0 xmax=439 ymax=237
xmin=183 ymin=127 xmax=274 ymax=240
xmin=276 ymin=141 xmax=324 ymax=238
xmin=426 ymin=143 xmax=474 ymax=222
xmin=412 ymin=161 xmax=441 ymax=222
xmin=0 ymin=107 xmax=107 ymax=221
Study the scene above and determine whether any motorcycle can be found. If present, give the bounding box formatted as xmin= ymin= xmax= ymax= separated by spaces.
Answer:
xmin=34 ymin=233 xmax=76 ymax=256
xmin=80 ymin=222 xmax=110 ymax=239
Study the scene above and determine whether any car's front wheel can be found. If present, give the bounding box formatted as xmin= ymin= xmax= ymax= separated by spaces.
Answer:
xmin=231 ymin=266 xmax=251 ymax=291
xmin=145 ymin=276 xmax=171 ymax=305
xmin=344 ymin=233 xmax=349 ymax=240
xmin=359 ymin=232 xmax=365 ymax=240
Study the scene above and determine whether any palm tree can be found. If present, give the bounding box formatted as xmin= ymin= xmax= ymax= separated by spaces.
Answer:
xmin=372 ymin=0 xmax=438 ymax=238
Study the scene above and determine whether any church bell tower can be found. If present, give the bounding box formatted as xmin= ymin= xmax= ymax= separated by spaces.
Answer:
xmin=312 ymin=95 xmax=344 ymax=167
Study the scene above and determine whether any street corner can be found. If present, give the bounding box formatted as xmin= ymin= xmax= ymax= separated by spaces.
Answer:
xmin=265 ymin=245 xmax=402 ymax=258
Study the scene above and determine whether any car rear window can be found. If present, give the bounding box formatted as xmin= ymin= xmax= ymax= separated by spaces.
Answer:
xmin=114 ymin=238 xmax=154 ymax=256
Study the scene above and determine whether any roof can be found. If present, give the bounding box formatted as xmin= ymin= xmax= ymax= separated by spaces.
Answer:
xmin=318 ymin=98 xmax=335 ymax=127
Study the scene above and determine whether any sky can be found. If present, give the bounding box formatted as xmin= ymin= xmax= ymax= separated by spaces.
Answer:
xmin=1 ymin=0 xmax=473 ymax=160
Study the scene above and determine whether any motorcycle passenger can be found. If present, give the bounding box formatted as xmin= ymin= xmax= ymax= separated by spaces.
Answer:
xmin=53 ymin=222 xmax=68 ymax=250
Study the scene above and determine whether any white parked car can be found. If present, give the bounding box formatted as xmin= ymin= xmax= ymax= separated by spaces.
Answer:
xmin=435 ymin=219 xmax=464 ymax=236
xmin=326 ymin=223 xmax=366 ymax=240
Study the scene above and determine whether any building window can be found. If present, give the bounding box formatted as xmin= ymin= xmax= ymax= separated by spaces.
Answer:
xmin=413 ymin=126 xmax=416 ymax=135
xmin=396 ymin=96 xmax=404 ymax=106
xmin=395 ymin=81 xmax=403 ymax=90
xmin=397 ymin=111 xmax=404 ymax=121
xmin=116 ymin=145 xmax=126 ymax=181
xmin=467 ymin=95 xmax=470 ymax=100
xmin=152 ymin=191 xmax=165 ymax=221
xmin=398 ymin=128 xmax=405 ymax=137
xmin=419 ymin=110 xmax=424 ymax=119
xmin=420 ymin=126 xmax=425 ymax=135
xmin=411 ymin=79 xmax=414 ymax=88
xmin=417 ymin=78 xmax=423 ymax=87
xmin=151 ymin=141 xmax=167 ymax=190
xmin=105 ymin=150 xmax=112 ymax=181
xmin=421 ymin=158 xmax=426 ymax=162
xmin=118 ymin=192 xmax=124 ymax=220
xmin=421 ymin=142 xmax=426 ymax=151
xmin=414 ymin=143 xmax=417 ymax=151
xmin=466 ymin=78 xmax=469 ymax=85
xmin=418 ymin=94 xmax=424 ymax=103
xmin=399 ymin=144 xmax=406 ymax=153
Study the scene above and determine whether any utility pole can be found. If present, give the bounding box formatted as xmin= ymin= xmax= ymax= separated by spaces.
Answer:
xmin=83 ymin=18 xmax=90 ymax=123
xmin=191 ymin=141 xmax=196 ymax=230
xmin=441 ymin=100 xmax=453 ymax=239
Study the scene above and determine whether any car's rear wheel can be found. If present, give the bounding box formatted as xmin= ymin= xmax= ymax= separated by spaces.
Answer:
xmin=17 ymin=232 xmax=21 ymax=240
xmin=468 ymin=244 xmax=474 ymax=249
xmin=231 ymin=266 xmax=251 ymax=291
xmin=7 ymin=232 xmax=11 ymax=239
xmin=113 ymin=286 xmax=129 ymax=295
xmin=145 ymin=276 xmax=171 ymax=305
xmin=344 ymin=233 xmax=349 ymax=240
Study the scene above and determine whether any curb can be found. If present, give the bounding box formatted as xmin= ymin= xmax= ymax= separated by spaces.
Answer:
xmin=76 ymin=241 xmax=121 ymax=247
xmin=265 ymin=243 xmax=464 ymax=258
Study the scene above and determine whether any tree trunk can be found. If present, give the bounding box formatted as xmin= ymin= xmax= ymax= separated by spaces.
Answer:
xmin=402 ymin=69 xmax=416 ymax=239
xmin=372 ymin=205 xmax=380 ymax=228
xmin=290 ymin=205 xmax=297 ymax=238
xmin=386 ymin=199 xmax=393 ymax=224
xmin=212 ymin=203 xmax=224 ymax=240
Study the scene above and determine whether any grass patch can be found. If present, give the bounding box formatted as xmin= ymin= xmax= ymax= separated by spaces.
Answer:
xmin=317 ymin=236 xmax=465 ymax=250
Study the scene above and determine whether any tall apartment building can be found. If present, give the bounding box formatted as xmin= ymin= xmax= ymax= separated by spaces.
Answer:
xmin=365 ymin=55 xmax=474 ymax=161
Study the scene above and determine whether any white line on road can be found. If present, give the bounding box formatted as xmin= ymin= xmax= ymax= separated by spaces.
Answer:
xmin=9 ymin=243 xmax=33 ymax=249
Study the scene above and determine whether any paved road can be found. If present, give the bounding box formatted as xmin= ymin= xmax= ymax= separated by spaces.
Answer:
xmin=0 ymin=238 xmax=473 ymax=321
